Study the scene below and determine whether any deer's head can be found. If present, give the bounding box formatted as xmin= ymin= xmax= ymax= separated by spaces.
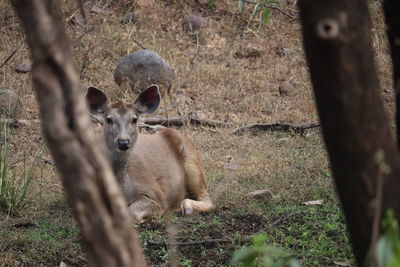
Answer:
xmin=85 ymin=85 xmax=160 ymax=153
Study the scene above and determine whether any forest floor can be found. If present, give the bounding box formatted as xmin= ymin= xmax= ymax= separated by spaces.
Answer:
xmin=0 ymin=0 xmax=393 ymax=266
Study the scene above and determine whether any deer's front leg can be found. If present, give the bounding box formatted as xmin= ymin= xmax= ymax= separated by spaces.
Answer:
xmin=128 ymin=197 xmax=164 ymax=224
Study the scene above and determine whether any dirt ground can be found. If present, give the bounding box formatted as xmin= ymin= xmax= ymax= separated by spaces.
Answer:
xmin=0 ymin=0 xmax=394 ymax=266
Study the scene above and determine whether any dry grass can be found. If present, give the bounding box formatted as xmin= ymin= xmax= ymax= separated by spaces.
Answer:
xmin=0 ymin=0 xmax=395 ymax=266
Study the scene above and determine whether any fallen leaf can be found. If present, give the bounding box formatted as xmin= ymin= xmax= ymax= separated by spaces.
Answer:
xmin=224 ymin=162 xmax=239 ymax=171
xmin=303 ymin=199 xmax=323 ymax=206
xmin=334 ymin=261 xmax=350 ymax=266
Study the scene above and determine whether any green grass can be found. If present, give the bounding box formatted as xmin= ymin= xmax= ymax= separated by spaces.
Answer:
xmin=0 ymin=200 xmax=352 ymax=266
xmin=0 ymin=126 xmax=354 ymax=266
xmin=0 ymin=121 xmax=37 ymax=215
xmin=133 ymin=188 xmax=354 ymax=266
xmin=265 ymin=203 xmax=352 ymax=266
xmin=0 ymin=206 xmax=83 ymax=266
xmin=0 ymin=0 xmax=363 ymax=264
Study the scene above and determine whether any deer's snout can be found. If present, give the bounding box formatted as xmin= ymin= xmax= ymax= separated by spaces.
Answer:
xmin=117 ymin=139 xmax=131 ymax=151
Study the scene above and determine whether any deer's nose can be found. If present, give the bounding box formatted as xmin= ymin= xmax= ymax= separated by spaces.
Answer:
xmin=117 ymin=139 xmax=131 ymax=151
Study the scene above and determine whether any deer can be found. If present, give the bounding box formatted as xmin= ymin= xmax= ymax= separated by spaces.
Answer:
xmin=85 ymin=84 xmax=214 ymax=224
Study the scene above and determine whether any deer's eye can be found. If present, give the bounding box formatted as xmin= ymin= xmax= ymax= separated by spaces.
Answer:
xmin=131 ymin=117 xmax=138 ymax=124
xmin=106 ymin=117 xmax=113 ymax=124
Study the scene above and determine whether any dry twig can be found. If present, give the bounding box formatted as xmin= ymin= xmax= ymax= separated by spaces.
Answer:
xmin=0 ymin=48 xmax=18 ymax=69
xmin=243 ymin=0 xmax=296 ymax=19
xmin=265 ymin=4 xmax=296 ymax=19
xmin=270 ymin=211 xmax=301 ymax=226
xmin=369 ymin=151 xmax=387 ymax=267
xmin=132 ymin=37 xmax=146 ymax=50
xmin=180 ymin=32 xmax=200 ymax=88
xmin=142 ymin=114 xmax=230 ymax=128
xmin=147 ymin=238 xmax=232 ymax=247
xmin=232 ymin=122 xmax=320 ymax=134
xmin=75 ymin=0 xmax=87 ymax=27
xmin=146 ymin=211 xmax=302 ymax=248
xmin=3 ymin=117 xmax=320 ymax=136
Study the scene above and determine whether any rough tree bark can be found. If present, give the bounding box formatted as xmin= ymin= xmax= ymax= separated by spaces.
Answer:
xmin=10 ymin=0 xmax=146 ymax=266
xmin=299 ymin=0 xmax=400 ymax=266
xmin=383 ymin=0 xmax=400 ymax=147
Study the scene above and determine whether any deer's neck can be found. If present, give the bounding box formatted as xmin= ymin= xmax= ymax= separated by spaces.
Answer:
xmin=109 ymin=150 xmax=130 ymax=182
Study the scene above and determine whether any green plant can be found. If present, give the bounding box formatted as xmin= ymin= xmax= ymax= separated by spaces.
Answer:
xmin=0 ymin=122 xmax=36 ymax=215
xmin=238 ymin=0 xmax=279 ymax=25
xmin=231 ymin=233 xmax=301 ymax=267
xmin=208 ymin=0 xmax=217 ymax=11
xmin=179 ymin=258 xmax=192 ymax=267
xmin=376 ymin=209 xmax=400 ymax=267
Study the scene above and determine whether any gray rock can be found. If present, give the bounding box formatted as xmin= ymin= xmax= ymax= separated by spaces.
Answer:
xmin=121 ymin=12 xmax=138 ymax=24
xmin=245 ymin=189 xmax=273 ymax=200
xmin=182 ymin=15 xmax=207 ymax=32
xmin=278 ymin=81 xmax=297 ymax=97
xmin=114 ymin=50 xmax=174 ymax=94
xmin=275 ymin=45 xmax=292 ymax=57
xmin=15 ymin=63 xmax=31 ymax=73
xmin=0 ymin=89 xmax=22 ymax=119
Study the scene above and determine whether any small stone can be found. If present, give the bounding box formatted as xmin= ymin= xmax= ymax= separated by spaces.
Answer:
xmin=333 ymin=261 xmax=350 ymax=267
xmin=275 ymin=45 xmax=292 ymax=57
xmin=15 ymin=63 xmax=31 ymax=73
xmin=245 ymin=190 xmax=273 ymax=200
xmin=0 ymin=89 xmax=22 ymax=119
xmin=114 ymin=50 xmax=174 ymax=94
xmin=121 ymin=12 xmax=138 ymax=24
xmin=182 ymin=15 xmax=207 ymax=32
xmin=90 ymin=5 xmax=113 ymax=15
xmin=234 ymin=44 xmax=264 ymax=59
xmin=278 ymin=85 xmax=290 ymax=96
xmin=303 ymin=199 xmax=323 ymax=206
xmin=278 ymin=81 xmax=296 ymax=97
xmin=90 ymin=5 xmax=103 ymax=14
xmin=70 ymin=16 xmax=86 ymax=28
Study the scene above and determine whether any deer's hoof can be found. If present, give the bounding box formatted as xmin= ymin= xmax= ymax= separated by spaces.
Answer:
xmin=182 ymin=207 xmax=193 ymax=216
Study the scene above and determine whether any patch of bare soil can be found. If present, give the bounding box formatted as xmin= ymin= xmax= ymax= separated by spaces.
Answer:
xmin=139 ymin=204 xmax=266 ymax=266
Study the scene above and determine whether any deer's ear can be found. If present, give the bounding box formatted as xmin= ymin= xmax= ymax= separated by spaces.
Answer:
xmin=85 ymin=87 xmax=108 ymax=115
xmin=134 ymin=84 xmax=160 ymax=114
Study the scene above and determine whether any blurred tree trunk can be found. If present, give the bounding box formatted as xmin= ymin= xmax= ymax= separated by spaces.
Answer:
xmin=383 ymin=0 xmax=400 ymax=147
xmin=10 ymin=0 xmax=146 ymax=266
xmin=299 ymin=0 xmax=400 ymax=266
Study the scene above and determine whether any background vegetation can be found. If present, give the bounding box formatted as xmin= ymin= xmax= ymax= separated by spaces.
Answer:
xmin=0 ymin=0 xmax=393 ymax=266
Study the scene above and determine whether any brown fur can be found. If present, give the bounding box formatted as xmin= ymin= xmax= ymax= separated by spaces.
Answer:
xmin=87 ymin=86 xmax=213 ymax=223
xmin=125 ymin=128 xmax=214 ymax=223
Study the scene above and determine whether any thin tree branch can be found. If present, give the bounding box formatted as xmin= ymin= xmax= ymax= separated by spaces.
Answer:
xmin=142 ymin=114 xmax=229 ymax=128
xmin=0 ymin=48 xmax=18 ymax=69
xmin=146 ymin=210 xmax=302 ymax=248
xmin=232 ymin=122 xmax=320 ymax=134
xmin=76 ymin=0 xmax=87 ymax=27
xmin=270 ymin=211 xmax=302 ymax=226
xmin=180 ymin=31 xmax=200 ymax=88
xmin=243 ymin=0 xmax=296 ymax=19
xmin=369 ymin=152 xmax=387 ymax=267
xmin=4 ymin=117 xmax=320 ymax=136
xmin=132 ymin=37 xmax=146 ymax=50
xmin=147 ymin=238 xmax=232 ymax=247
